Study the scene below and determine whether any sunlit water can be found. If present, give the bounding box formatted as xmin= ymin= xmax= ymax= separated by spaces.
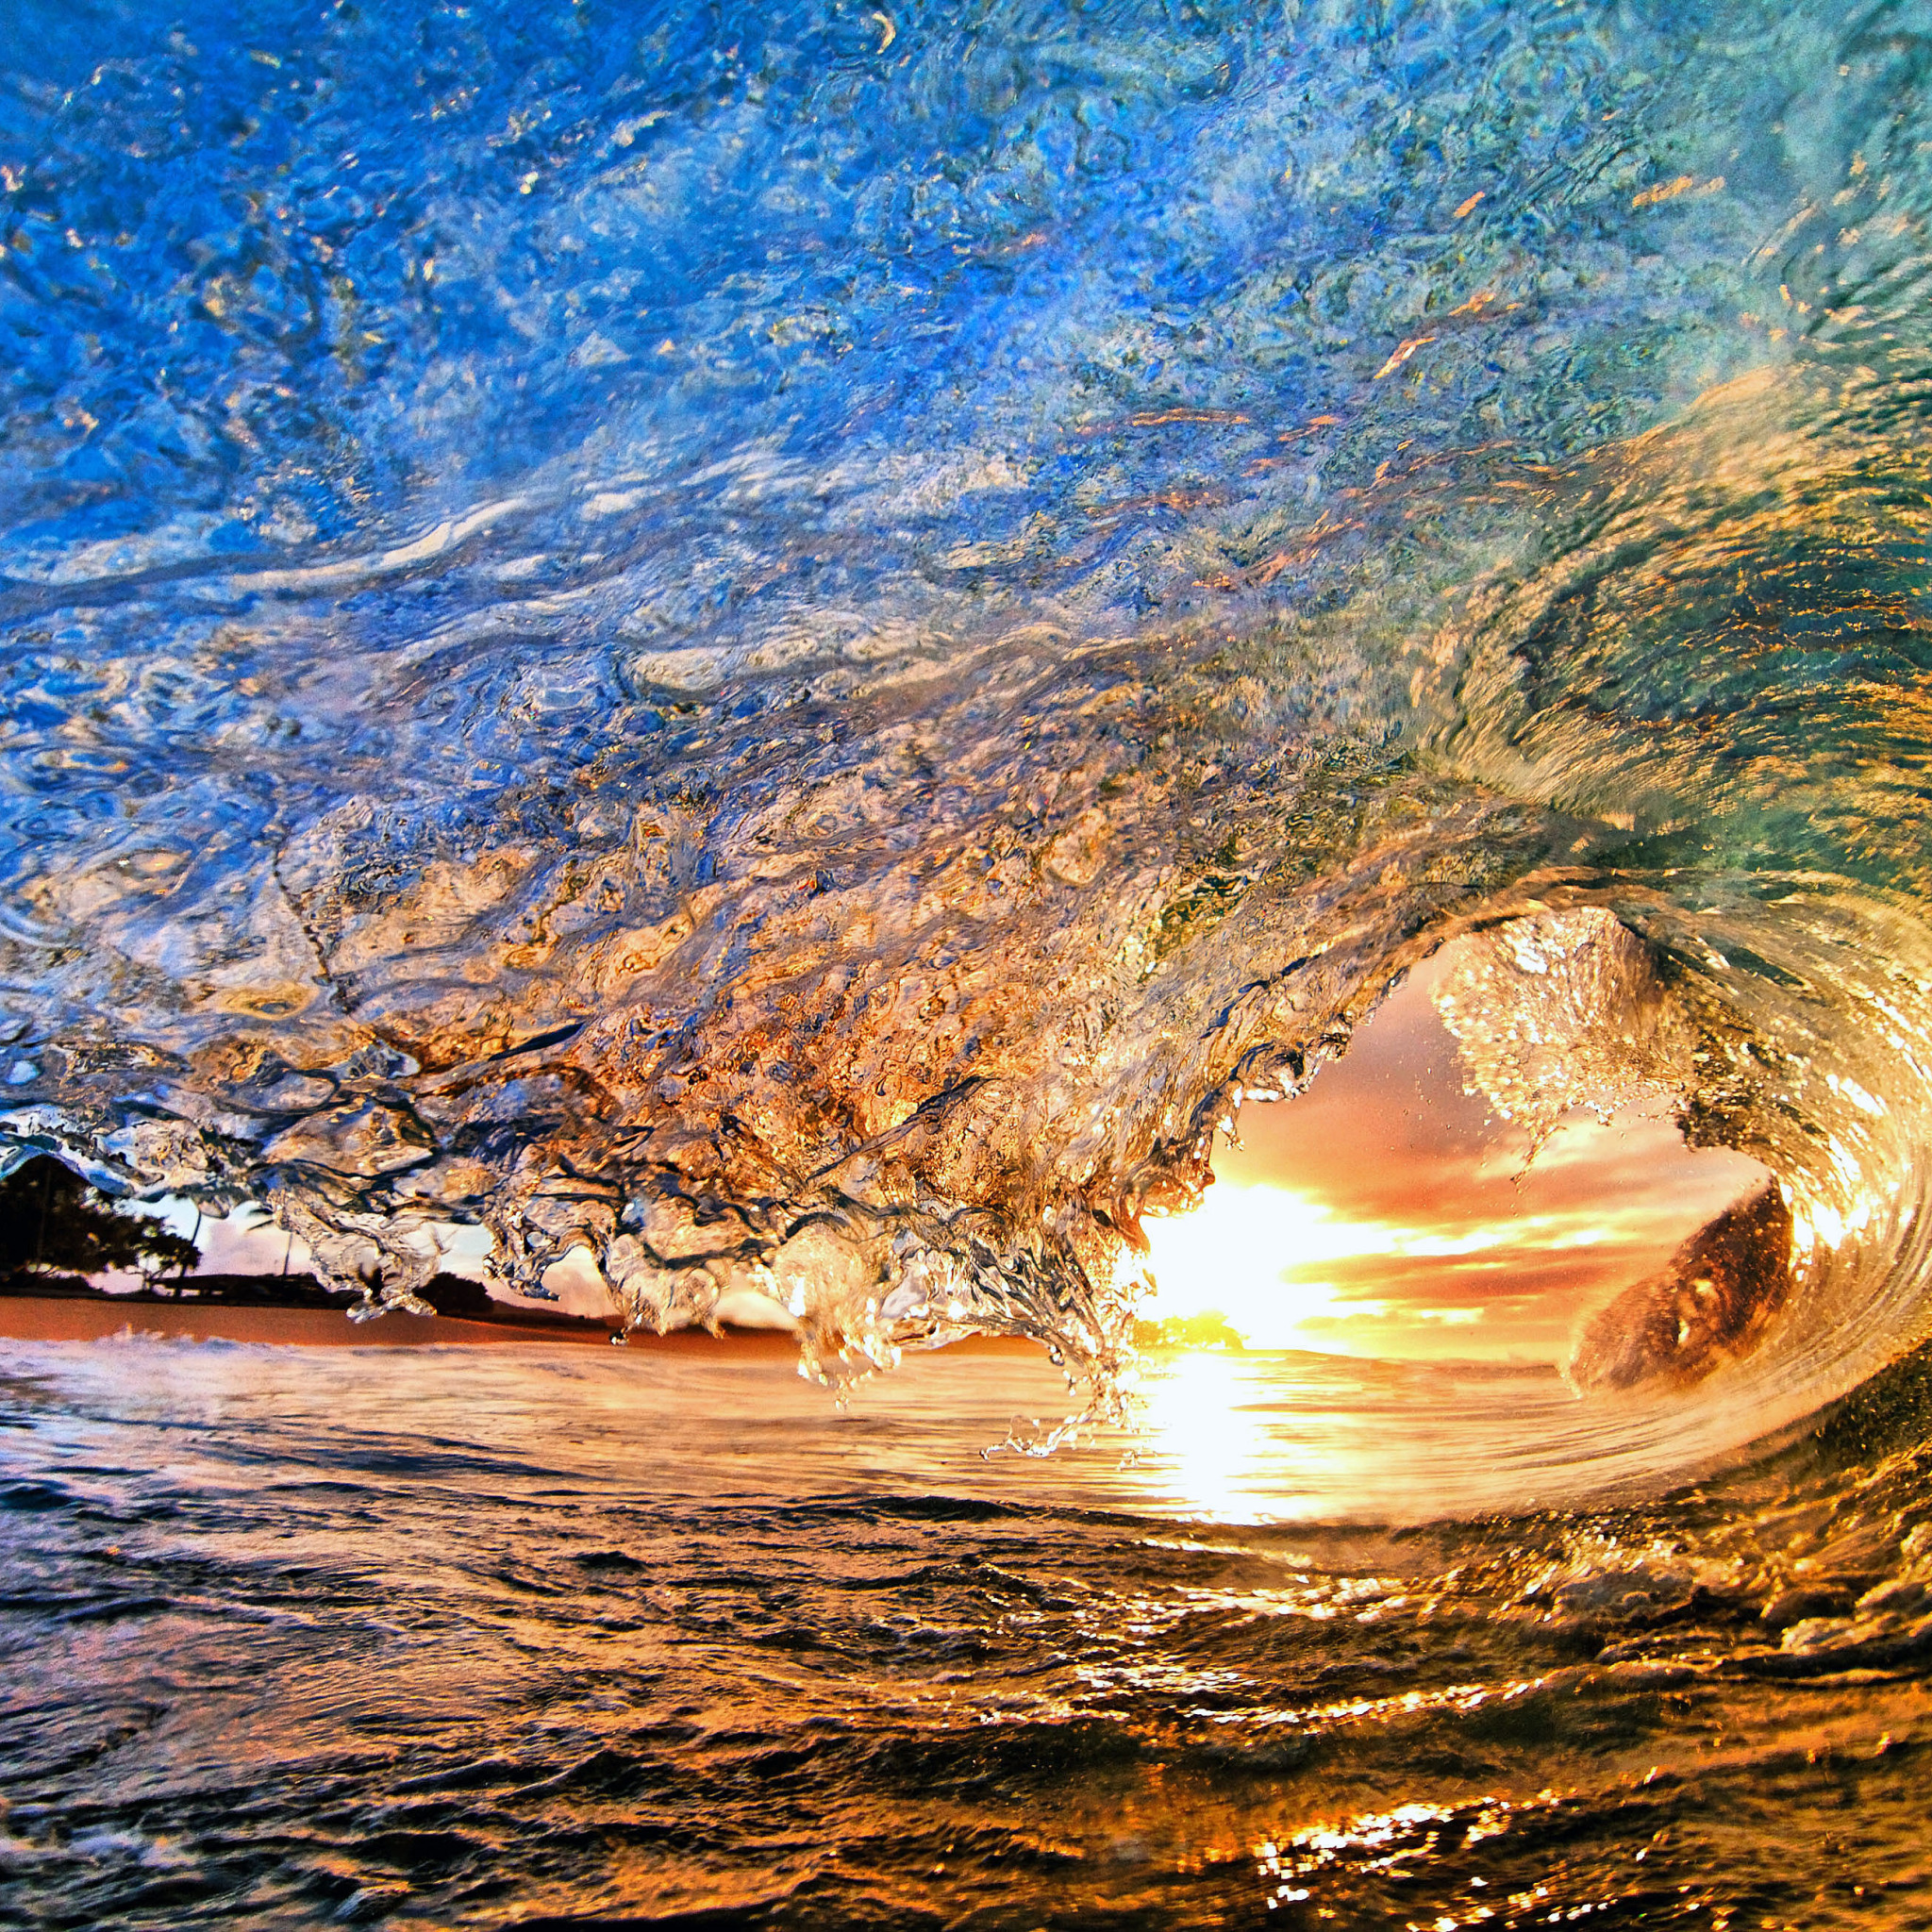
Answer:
xmin=4 ymin=1334 xmax=1932 ymax=1928
xmin=8 ymin=0 xmax=1932 ymax=1922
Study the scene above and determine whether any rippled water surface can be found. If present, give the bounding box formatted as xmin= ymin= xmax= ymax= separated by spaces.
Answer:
xmin=3 ymin=1334 xmax=1932 ymax=1929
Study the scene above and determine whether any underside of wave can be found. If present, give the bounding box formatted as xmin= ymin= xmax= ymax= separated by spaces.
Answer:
xmin=3 ymin=365 xmax=1931 ymax=1474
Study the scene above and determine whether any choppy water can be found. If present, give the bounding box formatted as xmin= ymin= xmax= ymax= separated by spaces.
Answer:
xmin=3 ymin=1334 xmax=1932 ymax=1929
xmin=6 ymin=0 xmax=1932 ymax=1921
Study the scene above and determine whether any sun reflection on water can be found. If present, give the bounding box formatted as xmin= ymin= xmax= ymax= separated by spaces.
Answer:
xmin=1133 ymin=1350 xmax=1292 ymax=1521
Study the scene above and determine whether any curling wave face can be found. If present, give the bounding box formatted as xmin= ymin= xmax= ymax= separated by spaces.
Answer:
xmin=3 ymin=0 xmax=1932 ymax=1462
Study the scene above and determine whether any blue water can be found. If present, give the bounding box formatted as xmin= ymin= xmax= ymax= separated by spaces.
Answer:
xmin=0 ymin=2 xmax=1782 ymax=555
xmin=5 ymin=2 xmax=1932 ymax=1921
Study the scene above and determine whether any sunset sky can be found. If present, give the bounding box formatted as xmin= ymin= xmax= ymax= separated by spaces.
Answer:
xmin=1139 ymin=945 xmax=1766 ymax=1361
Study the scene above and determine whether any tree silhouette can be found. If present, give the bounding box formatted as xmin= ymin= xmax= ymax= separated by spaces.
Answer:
xmin=0 ymin=1157 xmax=201 ymax=1286
xmin=132 ymin=1225 xmax=204 ymax=1291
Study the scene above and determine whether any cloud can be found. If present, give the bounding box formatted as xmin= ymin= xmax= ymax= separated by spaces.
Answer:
xmin=1145 ymin=949 xmax=1767 ymax=1360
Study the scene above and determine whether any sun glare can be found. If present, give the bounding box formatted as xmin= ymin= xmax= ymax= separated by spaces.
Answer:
xmin=1138 ymin=1185 xmax=1395 ymax=1352
xmin=1136 ymin=1179 xmax=1622 ymax=1355
xmin=1133 ymin=1349 xmax=1297 ymax=1520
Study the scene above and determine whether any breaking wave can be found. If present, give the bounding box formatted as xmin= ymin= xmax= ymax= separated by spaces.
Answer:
xmin=4 ymin=0 xmax=1932 ymax=1475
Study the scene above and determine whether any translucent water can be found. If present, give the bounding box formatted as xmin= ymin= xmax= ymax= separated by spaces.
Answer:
xmin=6 ymin=2 xmax=1932 ymax=1918
xmin=7 ymin=0 xmax=1932 ymax=1437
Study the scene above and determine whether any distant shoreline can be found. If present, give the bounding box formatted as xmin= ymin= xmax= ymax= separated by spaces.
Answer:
xmin=0 ymin=1295 xmax=601 ymax=1347
xmin=0 ymin=1291 xmax=820 ymax=1351
xmin=0 ymin=1270 xmax=795 ymax=1350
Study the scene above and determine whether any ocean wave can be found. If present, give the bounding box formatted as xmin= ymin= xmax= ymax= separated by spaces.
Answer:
xmin=3 ymin=0 xmax=1931 ymax=1474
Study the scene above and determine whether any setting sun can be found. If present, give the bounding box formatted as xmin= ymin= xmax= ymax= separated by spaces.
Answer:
xmin=1135 ymin=1114 xmax=1768 ymax=1360
xmin=1123 ymin=941 xmax=1775 ymax=1363
xmin=1137 ymin=1182 xmax=1497 ymax=1353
